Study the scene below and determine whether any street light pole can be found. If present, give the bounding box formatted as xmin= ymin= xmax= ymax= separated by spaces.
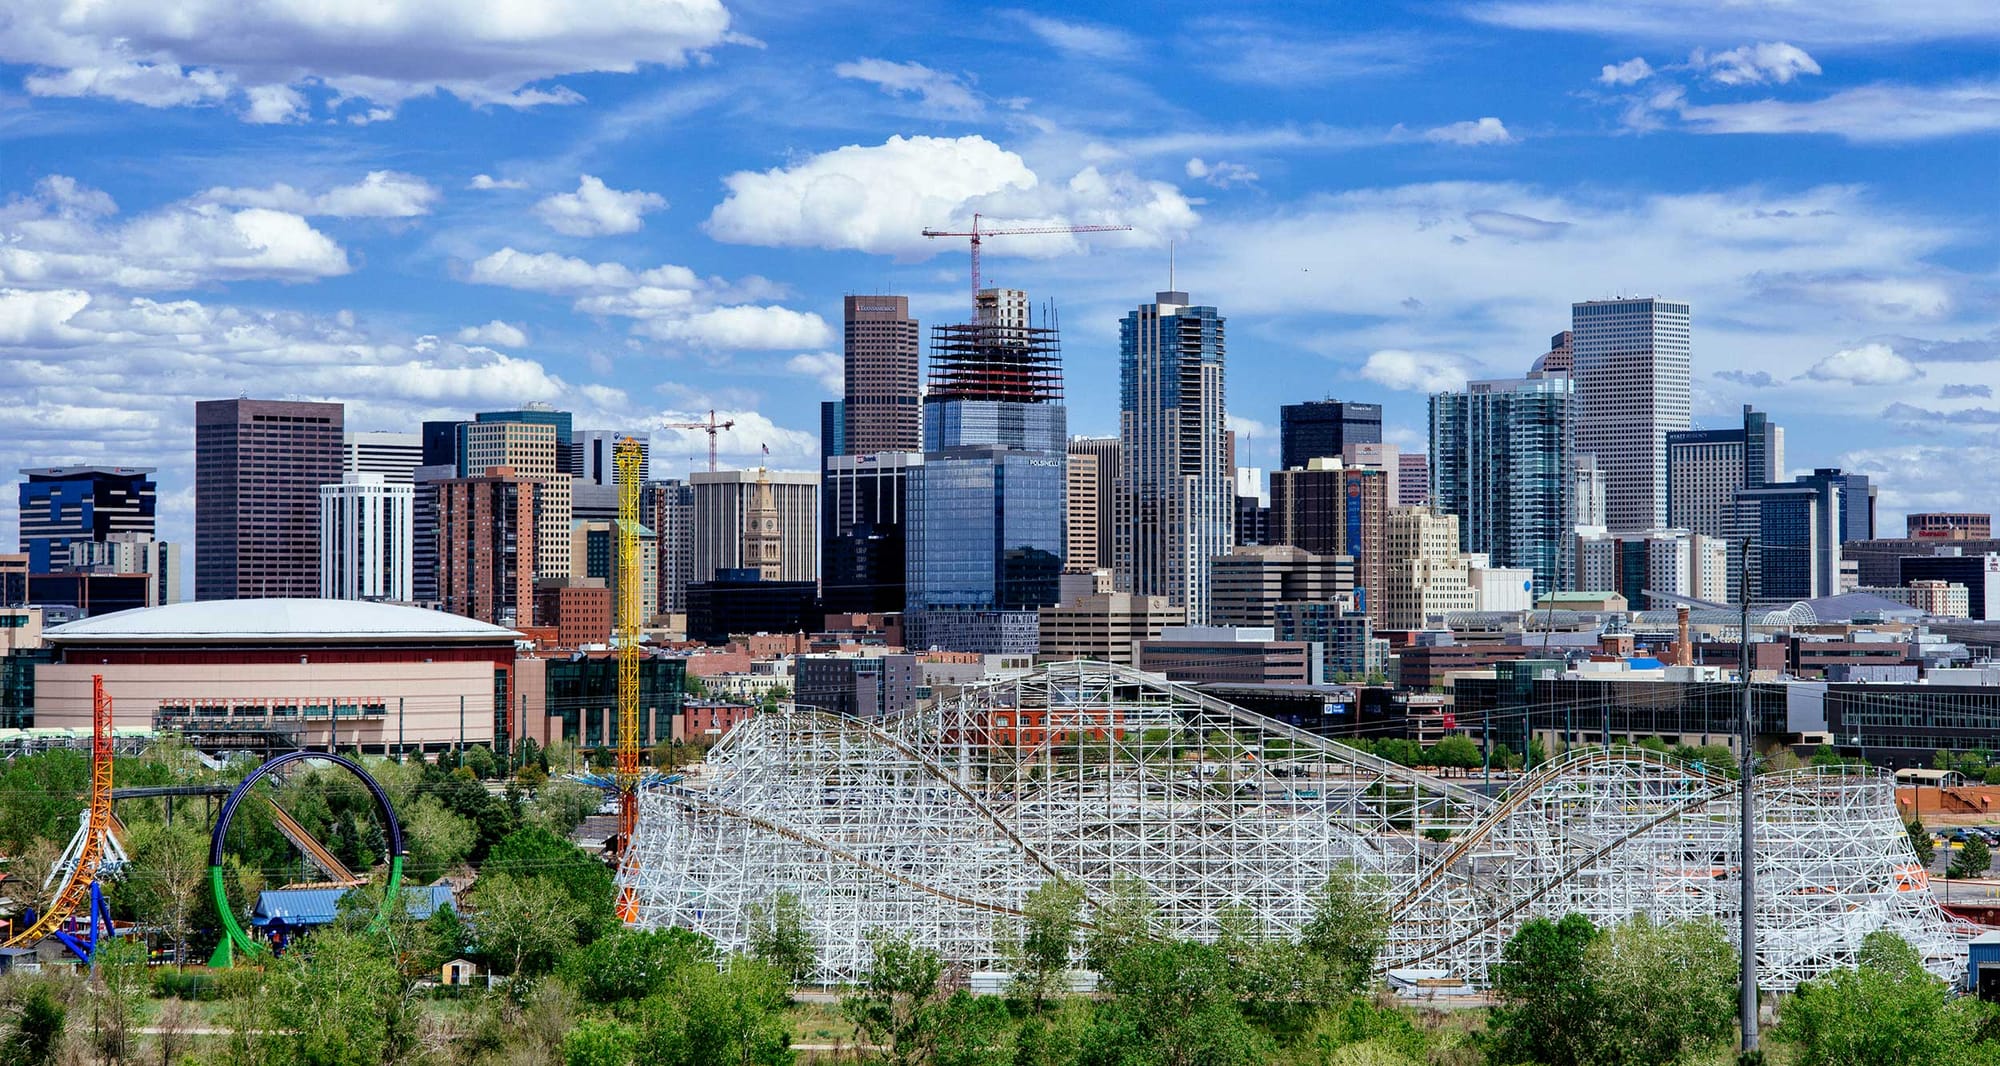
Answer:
xmin=1739 ymin=538 xmax=1758 ymax=1055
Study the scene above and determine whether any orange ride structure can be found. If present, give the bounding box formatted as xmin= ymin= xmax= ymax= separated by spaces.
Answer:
xmin=4 ymin=675 xmax=126 ymax=963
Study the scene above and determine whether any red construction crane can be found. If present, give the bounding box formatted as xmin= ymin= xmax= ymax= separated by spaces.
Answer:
xmin=662 ymin=409 xmax=737 ymax=472
xmin=922 ymin=213 xmax=1133 ymax=318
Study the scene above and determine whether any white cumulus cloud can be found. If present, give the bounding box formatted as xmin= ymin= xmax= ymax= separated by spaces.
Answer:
xmin=0 ymin=176 xmax=350 ymax=291
xmin=1424 ymin=117 xmax=1515 ymax=146
xmin=469 ymin=174 xmax=529 ymax=191
xmin=835 ymin=58 xmax=982 ymax=116
xmin=455 ymin=320 xmax=528 ymax=348
xmin=1361 ymin=350 xmax=1475 ymax=392
xmin=1600 ymin=57 xmax=1654 ymax=86
xmin=1185 ymin=158 xmax=1259 ymax=188
xmin=707 ymin=134 xmax=1195 ymax=258
xmin=533 ymin=175 xmax=668 ymax=237
xmin=1803 ymin=343 xmax=1922 ymax=385
xmin=1696 ymin=42 xmax=1822 ymax=86
xmin=466 ymin=247 xmax=828 ymax=350
xmin=785 ymin=352 xmax=844 ymax=394
xmin=199 ymin=171 xmax=440 ymax=218
xmin=0 ymin=0 xmax=734 ymax=120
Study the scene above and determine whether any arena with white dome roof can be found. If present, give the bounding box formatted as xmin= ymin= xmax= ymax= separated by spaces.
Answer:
xmin=37 ymin=599 xmax=521 ymax=753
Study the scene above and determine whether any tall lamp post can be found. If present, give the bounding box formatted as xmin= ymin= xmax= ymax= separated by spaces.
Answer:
xmin=1644 ymin=558 xmax=1758 ymax=1054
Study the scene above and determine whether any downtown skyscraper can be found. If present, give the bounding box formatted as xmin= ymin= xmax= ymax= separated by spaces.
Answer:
xmin=1429 ymin=374 xmax=1576 ymax=595
xmin=1114 ymin=289 xmax=1233 ymax=624
xmin=841 ymin=295 xmax=922 ymax=455
xmin=1571 ymin=298 xmax=1691 ymax=531
xmin=905 ymin=289 xmax=1066 ymax=654
xmin=195 ymin=398 xmax=343 ymax=600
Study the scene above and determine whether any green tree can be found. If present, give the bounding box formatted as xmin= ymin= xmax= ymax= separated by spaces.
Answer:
xmin=1811 ymin=744 xmax=1845 ymax=767
xmin=1084 ymin=875 xmax=1157 ymax=973
xmin=472 ymin=871 xmax=590 ymax=977
xmin=561 ymin=926 xmax=716 ymax=1004
xmin=0 ymin=977 xmax=68 ymax=1066
xmin=257 ymin=927 xmax=410 ymax=1066
xmin=1078 ymin=939 xmax=1270 ymax=1066
xmin=1014 ymin=878 xmax=1086 ymax=1005
xmin=633 ymin=955 xmax=796 ymax=1066
xmin=87 ymin=935 xmax=149 ymax=1064
xmin=564 ymin=1018 xmax=639 ymax=1066
xmin=1776 ymin=931 xmax=1989 ymax=1066
xmin=1292 ymin=866 xmax=1389 ymax=1004
xmin=530 ymin=778 xmax=605 ymax=837
xmin=399 ymin=794 xmax=475 ymax=884
xmin=842 ymin=933 xmax=1004 ymax=1066
xmin=1587 ymin=915 xmax=1737 ymax=1066
xmin=484 ymin=824 xmax=618 ymax=937
xmin=1908 ymin=818 xmax=1937 ymax=867
xmin=1951 ymin=835 xmax=1991 ymax=879
xmin=1428 ymin=736 xmax=1482 ymax=778
xmin=1486 ymin=914 xmax=1602 ymax=1066
xmin=745 ymin=890 xmax=818 ymax=986
xmin=122 ymin=819 xmax=208 ymax=968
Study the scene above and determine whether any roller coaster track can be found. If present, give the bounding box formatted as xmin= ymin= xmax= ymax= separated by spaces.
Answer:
xmin=4 ymin=676 xmax=116 ymax=954
xmin=265 ymin=800 xmax=365 ymax=888
xmin=1383 ymin=780 xmax=1741 ymax=971
xmin=1389 ymin=747 xmax=1736 ymax=920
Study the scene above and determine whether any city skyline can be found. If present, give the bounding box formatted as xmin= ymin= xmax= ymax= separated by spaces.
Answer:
xmin=2 ymin=3 xmax=1995 ymax=561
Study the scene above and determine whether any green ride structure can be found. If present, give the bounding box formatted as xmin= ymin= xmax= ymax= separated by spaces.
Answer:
xmin=206 ymin=750 xmax=405 ymax=967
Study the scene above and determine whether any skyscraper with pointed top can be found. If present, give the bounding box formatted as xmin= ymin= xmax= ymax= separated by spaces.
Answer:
xmin=1114 ymin=288 xmax=1233 ymax=624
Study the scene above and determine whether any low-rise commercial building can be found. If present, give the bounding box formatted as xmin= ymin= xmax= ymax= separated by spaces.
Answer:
xmin=35 ymin=599 xmax=520 ymax=753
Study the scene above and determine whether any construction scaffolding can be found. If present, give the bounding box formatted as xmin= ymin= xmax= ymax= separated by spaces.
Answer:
xmin=618 ymin=660 xmax=1969 ymax=987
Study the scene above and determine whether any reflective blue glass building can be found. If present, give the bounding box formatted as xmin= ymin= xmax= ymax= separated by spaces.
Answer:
xmin=904 ymin=289 xmax=1066 ymax=653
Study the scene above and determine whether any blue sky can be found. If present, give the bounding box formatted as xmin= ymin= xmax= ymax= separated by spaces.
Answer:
xmin=2 ymin=0 xmax=1996 ymax=554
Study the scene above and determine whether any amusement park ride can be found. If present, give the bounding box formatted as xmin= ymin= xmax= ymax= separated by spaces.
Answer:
xmin=2 ymin=675 xmax=124 ymax=962
xmin=1 ymin=673 xmax=406 ymax=966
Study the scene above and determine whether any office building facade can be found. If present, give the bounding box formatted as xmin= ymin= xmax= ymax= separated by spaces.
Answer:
xmin=342 ymin=431 xmax=422 ymax=483
xmin=572 ymin=431 xmax=650 ymax=486
xmin=1429 ymin=374 xmax=1575 ymax=594
xmin=318 ymin=473 xmax=414 ymax=602
xmin=464 ymin=419 xmax=571 ymax=582
xmin=1571 ymin=298 xmax=1691 ymax=531
xmin=1736 ymin=478 xmax=1844 ymax=600
xmin=1574 ymin=528 xmax=1729 ymax=607
xmin=1279 ymin=400 xmax=1382 ymax=472
xmin=1910 ymin=513 xmax=1992 ymax=540
xmin=1037 ymin=592 xmax=1184 ymax=665
xmin=821 ymin=452 xmax=916 ymax=615
xmin=643 ymin=479 xmax=695 ymax=616
xmin=1208 ymin=545 xmax=1355 ymax=629
xmin=195 ymin=398 xmax=343 ymax=600
xmin=437 ymin=467 xmax=537 ymax=626
xmin=906 ymin=289 xmax=1067 ymax=654
xmin=18 ymin=466 xmax=158 ymax=574
xmin=64 ymin=533 xmax=181 ymax=607
xmin=1379 ymin=508 xmax=1475 ymax=630
xmin=691 ymin=469 xmax=818 ymax=583
xmin=1268 ymin=459 xmax=1390 ymax=618
xmin=843 ymin=295 xmax=922 ymax=455
xmin=1397 ymin=453 xmax=1430 ymax=507
xmin=1066 ymin=437 xmax=1118 ymax=574
xmin=1665 ymin=405 xmax=1783 ymax=538
xmin=1114 ymin=290 xmax=1233 ymax=624
xmin=411 ymin=463 xmax=454 ymax=605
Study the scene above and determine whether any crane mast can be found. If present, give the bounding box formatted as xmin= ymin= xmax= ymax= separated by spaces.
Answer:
xmin=662 ymin=409 xmax=737 ymax=472
xmin=614 ymin=437 xmax=644 ymax=861
xmin=921 ymin=212 xmax=1134 ymax=318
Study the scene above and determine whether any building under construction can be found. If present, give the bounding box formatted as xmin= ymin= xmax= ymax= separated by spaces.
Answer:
xmin=618 ymin=659 xmax=1970 ymax=987
xmin=926 ymin=289 xmax=1064 ymax=407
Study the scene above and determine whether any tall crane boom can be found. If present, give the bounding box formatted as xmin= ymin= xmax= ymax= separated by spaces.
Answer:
xmin=922 ymin=212 xmax=1133 ymax=318
xmin=662 ymin=409 xmax=737 ymax=472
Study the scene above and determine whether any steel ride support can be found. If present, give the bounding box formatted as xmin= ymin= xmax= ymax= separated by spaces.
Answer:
xmin=613 ymin=436 xmax=645 ymax=923
xmin=3 ymin=675 xmax=122 ymax=965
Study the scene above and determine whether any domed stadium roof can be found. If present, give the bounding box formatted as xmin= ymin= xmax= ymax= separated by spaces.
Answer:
xmin=44 ymin=599 xmax=519 ymax=644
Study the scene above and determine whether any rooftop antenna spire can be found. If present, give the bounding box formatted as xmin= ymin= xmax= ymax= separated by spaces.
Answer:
xmin=1169 ymin=240 xmax=1176 ymax=291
